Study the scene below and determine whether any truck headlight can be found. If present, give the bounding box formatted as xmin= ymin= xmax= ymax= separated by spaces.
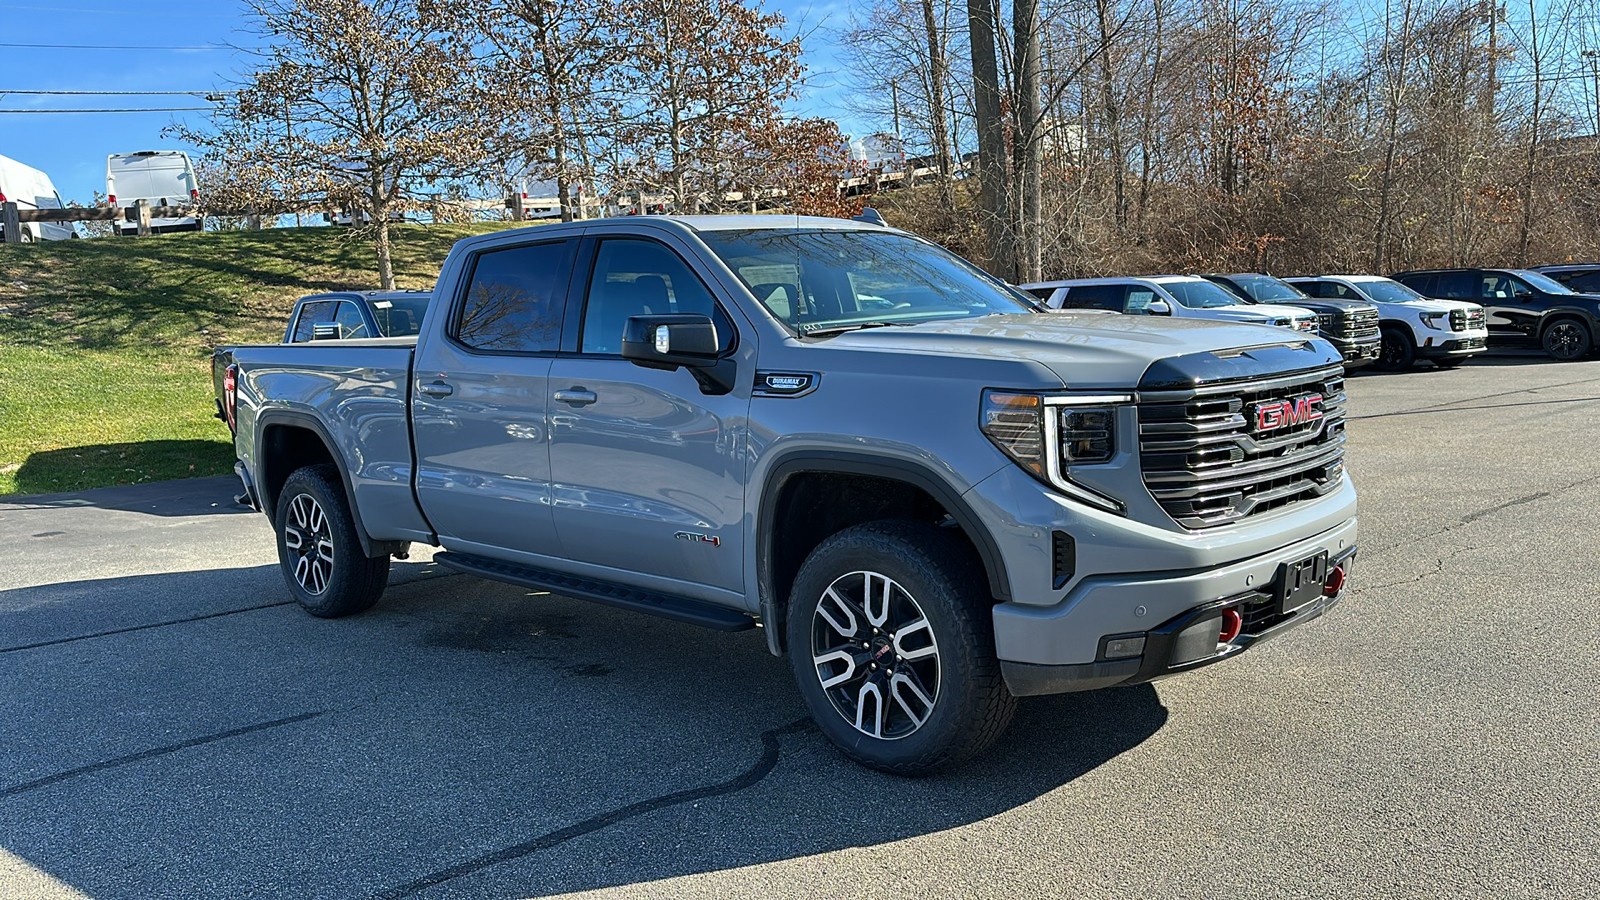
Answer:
xmin=981 ymin=390 xmax=1128 ymax=512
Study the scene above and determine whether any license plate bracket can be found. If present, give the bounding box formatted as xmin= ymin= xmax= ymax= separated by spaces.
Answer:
xmin=1274 ymin=551 xmax=1329 ymax=615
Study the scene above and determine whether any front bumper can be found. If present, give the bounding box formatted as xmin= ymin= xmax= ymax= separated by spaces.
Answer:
xmin=1417 ymin=335 xmax=1487 ymax=359
xmin=992 ymin=517 xmax=1358 ymax=696
xmin=1317 ymin=332 xmax=1381 ymax=367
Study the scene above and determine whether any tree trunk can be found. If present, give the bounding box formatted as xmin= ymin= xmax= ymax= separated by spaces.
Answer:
xmin=1135 ymin=0 xmax=1164 ymax=238
xmin=1096 ymin=0 xmax=1126 ymax=231
xmin=371 ymin=168 xmax=395 ymax=291
xmin=1012 ymin=0 xmax=1043 ymax=281
xmin=966 ymin=0 xmax=1014 ymax=278
xmin=920 ymin=0 xmax=954 ymax=183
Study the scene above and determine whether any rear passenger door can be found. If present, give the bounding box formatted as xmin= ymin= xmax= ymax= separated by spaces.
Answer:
xmin=411 ymin=237 xmax=576 ymax=557
xmin=1474 ymin=272 xmax=1528 ymax=337
xmin=544 ymin=234 xmax=753 ymax=604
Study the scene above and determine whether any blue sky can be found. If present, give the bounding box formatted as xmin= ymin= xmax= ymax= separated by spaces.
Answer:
xmin=0 ymin=0 xmax=868 ymax=205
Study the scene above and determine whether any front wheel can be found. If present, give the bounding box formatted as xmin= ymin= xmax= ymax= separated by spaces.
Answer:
xmin=1374 ymin=327 xmax=1415 ymax=372
xmin=786 ymin=521 xmax=1016 ymax=775
xmin=1542 ymin=319 xmax=1593 ymax=361
xmin=275 ymin=464 xmax=389 ymax=617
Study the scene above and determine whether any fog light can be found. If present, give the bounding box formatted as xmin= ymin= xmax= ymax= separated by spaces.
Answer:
xmin=1102 ymin=635 xmax=1146 ymax=660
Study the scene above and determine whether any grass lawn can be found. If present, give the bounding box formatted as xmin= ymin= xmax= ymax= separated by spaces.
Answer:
xmin=0 ymin=223 xmax=515 ymax=496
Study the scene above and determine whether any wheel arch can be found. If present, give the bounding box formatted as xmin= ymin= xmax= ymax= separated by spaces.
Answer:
xmin=1537 ymin=309 xmax=1597 ymax=338
xmin=255 ymin=410 xmax=387 ymax=558
xmin=1380 ymin=318 xmax=1420 ymax=346
xmin=756 ymin=451 xmax=1010 ymax=656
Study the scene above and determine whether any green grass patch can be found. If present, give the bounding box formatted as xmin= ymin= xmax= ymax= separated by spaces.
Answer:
xmin=0 ymin=223 xmax=515 ymax=496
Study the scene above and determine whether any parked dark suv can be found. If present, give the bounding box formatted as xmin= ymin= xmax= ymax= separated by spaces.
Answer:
xmin=1530 ymin=264 xmax=1600 ymax=295
xmin=1391 ymin=268 xmax=1600 ymax=361
xmin=1201 ymin=273 xmax=1381 ymax=367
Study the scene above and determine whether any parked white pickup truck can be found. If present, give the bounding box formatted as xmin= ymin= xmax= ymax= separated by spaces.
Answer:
xmin=1286 ymin=275 xmax=1487 ymax=371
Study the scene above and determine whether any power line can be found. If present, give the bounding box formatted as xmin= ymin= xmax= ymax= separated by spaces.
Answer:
xmin=0 ymin=107 xmax=213 ymax=113
xmin=0 ymin=42 xmax=233 ymax=51
xmin=0 ymin=90 xmax=225 ymax=96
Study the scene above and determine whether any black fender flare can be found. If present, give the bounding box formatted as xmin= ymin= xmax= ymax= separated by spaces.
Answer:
xmin=756 ymin=450 xmax=1011 ymax=655
xmin=1537 ymin=308 xmax=1598 ymax=339
xmin=254 ymin=409 xmax=394 ymax=558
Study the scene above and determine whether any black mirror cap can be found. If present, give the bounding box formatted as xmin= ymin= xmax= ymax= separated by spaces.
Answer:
xmin=621 ymin=314 xmax=720 ymax=370
xmin=620 ymin=314 xmax=737 ymax=395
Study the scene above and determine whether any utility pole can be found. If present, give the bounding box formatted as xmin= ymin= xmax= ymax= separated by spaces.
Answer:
xmin=1585 ymin=50 xmax=1600 ymax=150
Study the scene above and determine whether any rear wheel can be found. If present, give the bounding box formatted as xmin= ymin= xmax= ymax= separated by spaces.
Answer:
xmin=1542 ymin=319 xmax=1592 ymax=361
xmin=786 ymin=520 xmax=1015 ymax=775
xmin=17 ymin=228 xmax=34 ymax=244
xmin=1375 ymin=326 xmax=1415 ymax=372
xmin=275 ymin=464 xmax=388 ymax=617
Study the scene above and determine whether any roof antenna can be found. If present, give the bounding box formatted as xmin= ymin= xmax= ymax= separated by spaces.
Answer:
xmin=853 ymin=207 xmax=886 ymax=227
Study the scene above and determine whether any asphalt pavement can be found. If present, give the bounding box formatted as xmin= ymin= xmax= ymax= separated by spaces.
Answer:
xmin=2 ymin=351 xmax=1598 ymax=899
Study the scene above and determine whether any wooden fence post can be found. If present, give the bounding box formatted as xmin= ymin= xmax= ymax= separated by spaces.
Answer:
xmin=134 ymin=200 xmax=152 ymax=237
xmin=1 ymin=202 xmax=20 ymax=243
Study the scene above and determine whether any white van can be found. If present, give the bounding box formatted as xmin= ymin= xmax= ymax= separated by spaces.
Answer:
xmin=106 ymin=151 xmax=201 ymax=235
xmin=0 ymin=154 xmax=75 ymax=242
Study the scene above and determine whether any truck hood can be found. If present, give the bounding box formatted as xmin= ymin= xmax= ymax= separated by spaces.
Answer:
xmin=813 ymin=313 xmax=1323 ymax=389
xmin=1206 ymin=303 xmax=1312 ymax=322
xmin=1284 ymin=298 xmax=1372 ymax=314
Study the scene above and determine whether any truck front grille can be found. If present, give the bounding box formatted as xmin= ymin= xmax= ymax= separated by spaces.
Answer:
xmin=1137 ymin=365 xmax=1347 ymax=529
xmin=1337 ymin=309 xmax=1379 ymax=340
xmin=1451 ymin=308 xmax=1485 ymax=332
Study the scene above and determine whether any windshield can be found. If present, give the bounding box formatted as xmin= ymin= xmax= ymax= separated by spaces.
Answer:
xmin=698 ymin=229 xmax=1036 ymax=333
xmin=1513 ymin=269 xmax=1574 ymax=295
xmin=1359 ymin=279 xmax=1430 ymax=304
xmin=1159 ymin=279 xmax=1246 ymax=309
xmin=1225 ymin=274 xmax=1307 ymax=303
xmin=371 ymin=295 xmax=430 ymax=337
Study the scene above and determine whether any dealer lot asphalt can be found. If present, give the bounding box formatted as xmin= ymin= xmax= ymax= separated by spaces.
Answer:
xmin=2 ymin=352 xmax=1598 ymax=900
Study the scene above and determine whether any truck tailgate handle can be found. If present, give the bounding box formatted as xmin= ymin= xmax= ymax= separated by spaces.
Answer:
xmin=554 ymin=388 xmax=598 ymax=406
xmin=418 ymin=380 xmax=454 ymax=398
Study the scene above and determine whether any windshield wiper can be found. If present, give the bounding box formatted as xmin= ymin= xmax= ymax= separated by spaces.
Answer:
xmin=798 ymin=320 xmax=919 ymax=338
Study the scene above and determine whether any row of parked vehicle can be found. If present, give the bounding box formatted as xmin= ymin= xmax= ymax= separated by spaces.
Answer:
xmin=1019 ymin=265 xmax=1600 ymax=366
xmin=0 ymin=150 xmax=203 ymax=241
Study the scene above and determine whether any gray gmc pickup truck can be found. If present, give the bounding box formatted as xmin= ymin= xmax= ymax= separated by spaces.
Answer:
xmin=213 ymin=215 xmax=1358 ymax=774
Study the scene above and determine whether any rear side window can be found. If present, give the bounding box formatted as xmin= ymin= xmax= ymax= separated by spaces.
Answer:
xmin=291 ymin=300 xmax=338 ymax=342
xmin=1057 ymin=284 xmax=1125 ymax=311
xmin=456 ymin=241 xmax=571 ymax=352
xmin=1433 ymin=272 xmax=1474 ymax=299
xmin=1026 ymin=286 xmax=1057 ymax=301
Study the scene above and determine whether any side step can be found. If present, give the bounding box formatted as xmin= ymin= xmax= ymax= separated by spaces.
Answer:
xmin=431 ymin=552 xmax=756 ymax=632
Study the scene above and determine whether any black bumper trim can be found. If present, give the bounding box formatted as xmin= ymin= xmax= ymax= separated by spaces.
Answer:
xmin=999 ymin=546 xmax=1356 ymax=697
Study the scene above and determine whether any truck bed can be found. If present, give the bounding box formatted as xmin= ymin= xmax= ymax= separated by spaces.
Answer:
xmin=217 ymin=338 xmax=432 ymax=543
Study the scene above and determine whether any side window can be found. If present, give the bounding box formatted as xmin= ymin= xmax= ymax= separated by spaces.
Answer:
xmin=1434 ymin=272 xmax=1472 ymax=299
xmin=1026 ymin=286 xmax=1056 ymax=301
xmin=1568 ymin=272 xmax=1600 ymax=293
xmin=291 ymin=300 xmax=337 ymax=342
xmin=456 ymin=241 xmax=570 ymax=352
xmin=334 ymin=302 xmax=370 ymax=339
xmin=1058 ymin=285 xmax=1124 ymax=311
xmin=1124 ymin=288 xmax=1157 ymax=315
xmin=582 ymin=239 xmax=732 ymax=355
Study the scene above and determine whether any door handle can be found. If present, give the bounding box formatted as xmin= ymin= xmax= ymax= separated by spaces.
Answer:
xmin=418 ymin=380 xmax=454 ymax=398
xmin=554 ymin=388 xmax=598 ymax=407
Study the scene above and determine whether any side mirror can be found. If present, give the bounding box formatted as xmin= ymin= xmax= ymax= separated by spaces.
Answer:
xmin=621 ymin=314 xmax=735 ymax=395
xmin=1147 ymin=299 xmax=1172 ymax=316
xmin=311 ymin=322 xmax=342 ymax=340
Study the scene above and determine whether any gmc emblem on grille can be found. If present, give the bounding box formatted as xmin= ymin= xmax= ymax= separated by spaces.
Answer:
xmin=1252 ymin=394 xmax=1324 ymax=433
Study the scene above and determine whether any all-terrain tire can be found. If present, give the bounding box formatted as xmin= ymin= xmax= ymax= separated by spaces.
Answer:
xmin=275 ymin=464 xmax=388 ymax=617
xmin=786 ymin=520 xmax=1016 ymax=776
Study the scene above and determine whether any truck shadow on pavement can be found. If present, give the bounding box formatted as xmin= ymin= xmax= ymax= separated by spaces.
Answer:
xmin=1 ymin=467 xmax=248 ymax=516
xmin=0 ymin=561 xmax=1167 ymax=899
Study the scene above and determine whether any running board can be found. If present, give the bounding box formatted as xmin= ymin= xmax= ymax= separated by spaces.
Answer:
xmin=431 ymin=552 xmax=756 ymax=632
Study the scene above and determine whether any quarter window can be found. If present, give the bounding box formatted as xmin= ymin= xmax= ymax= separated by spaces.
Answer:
xmin=456 ymin=241 xmax=571 ymax=352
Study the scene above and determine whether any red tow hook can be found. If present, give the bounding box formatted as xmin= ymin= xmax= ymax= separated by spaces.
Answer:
xmin=1218 ymin=608 xmax=1243 ymax=643
xmin=1323 ymin=565 xmax=1346 ymax=596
